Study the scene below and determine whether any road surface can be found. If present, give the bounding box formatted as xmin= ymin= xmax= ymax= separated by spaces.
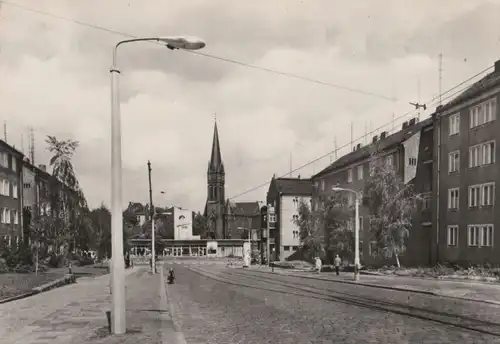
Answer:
xmin=165 ymin=264 xmax=500 ymax=344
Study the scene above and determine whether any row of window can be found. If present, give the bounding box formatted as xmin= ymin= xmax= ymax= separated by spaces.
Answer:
xmin=447 ymin=182 xmax=495 ymax=209
xmin=0 ymin=208 xmax=19 ymax=224
xmin=0 ymin=179 xmax=18 ymax=198
xmin=346 ymin=155 xmax=394 ymax=183
xmin=447 ymin=224 xmax=494 ymax=247
xmin=0 ymin=152 xmax=17 ymax=171
xmin=448 ymin=97 xmax=497 ymax=135
xmin=448 ymin=141 xmax=496 ymax=173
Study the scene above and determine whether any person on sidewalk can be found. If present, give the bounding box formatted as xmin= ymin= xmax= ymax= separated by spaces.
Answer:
xmin=315 ymin=257 xmax=322 ymax=274
xmin=334 ymin=254 xmax=341 ymax=276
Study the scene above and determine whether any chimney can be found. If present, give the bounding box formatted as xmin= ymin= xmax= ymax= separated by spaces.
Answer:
xmin=356 ymin=143 xmax=361 ymax=150
xmin=38 ymin=164 xmax=46 ymax=172
xmin=352 ymin=146 xmax=356 ymax=152
xmin=372 ymin=135 xmax=378 ymax=143
xmin=402 ymin=121 xmax=409 ymax=130
xmin=409 ymin=118 xmax=416 ymax=126
xmin=380 ymin=131 xmax=387 ymax=139
xmin=495 ymin=59 xmax=500 ymax=73
xmin=297 ymin=175 xmax=301 ymax=179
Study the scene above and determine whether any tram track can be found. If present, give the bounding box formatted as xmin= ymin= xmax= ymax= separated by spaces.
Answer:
xmin=188 ymin=265 xmax=500 ymax=337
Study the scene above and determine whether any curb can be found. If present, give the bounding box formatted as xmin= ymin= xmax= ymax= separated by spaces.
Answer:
xmin=32 ymin=273 xmax=76 ymax=293
xmin=0 ymin=273 xmax=76 ymax=305
xmin=247 ymin=269 xmax=500 ymax=306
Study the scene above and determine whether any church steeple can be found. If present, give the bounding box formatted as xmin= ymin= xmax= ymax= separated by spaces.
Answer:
xmin=208 ymin=120 xmax=224 ymax=173
xmin=205 ymin=115 xmax=225 ymax=239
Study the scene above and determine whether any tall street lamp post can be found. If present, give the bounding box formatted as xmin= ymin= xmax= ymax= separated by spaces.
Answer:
xmin=332 ymin=186 xmax=361 ymax=281
xmin=109 ymin=36 xmax=206 ymax=335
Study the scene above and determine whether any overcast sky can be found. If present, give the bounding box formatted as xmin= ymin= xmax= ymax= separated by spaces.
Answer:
xmin=1 ymin=0 xmax=500 ymax=211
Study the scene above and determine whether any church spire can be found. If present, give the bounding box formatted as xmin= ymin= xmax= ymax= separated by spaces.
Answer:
xmin=209 ymin=116 xmax=224 ymax=172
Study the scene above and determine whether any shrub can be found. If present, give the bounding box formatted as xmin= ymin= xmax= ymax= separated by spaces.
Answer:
xmin=47 ymin=254 xmax=64 ymax=268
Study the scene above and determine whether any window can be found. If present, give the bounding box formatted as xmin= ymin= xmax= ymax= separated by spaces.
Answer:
xmin=408 ymin=157 xmax=417 ymax=166
xmin=386 ymin=155 xmax=393 ymax=166
xmin=482 ymin=183 xmax=495 ymax=206
xmin=357 ymin=165 xmax=363 ymax=180
xmin=13 ymin=210 xmax=18 ymax=225
xmin=448 ymin=151 xmax=460 ymax=173
xmin=321 ymin=180 xmax=325 ymax=191
xmin=449 ymin=113 xmax=460 ymax=135
xmin=269 ymin=213 xmax=276 ymax=223
xmin=359 ymin=216 xmax=363 ymax=232
xmin=292 ymin=230 xmax=299 ymax=239
xmin=3 ymin=180 xmax=9 ymax=196
xmin=292 ymin=246 xmax=299 ymax=251
xmin=468 ymin=225 xmax=494 ymax=247
xmin=447 ymin=226 xmax=458 ymax=246
xmin=470 ymin=97 xmax=497 ymax=128
xmin=483 ymin=141 xmax=495 ymax=165
xmin=468 ymin=185 xmax=481 ymax=207
xmin=448 ymin=188 xmax=459 ymax=209
xmin=348 ymin=193 xmax=354 ymax=206
xmin=482 ymin=225 xmax=494 ymax=247
xmin=359 ymin=241 xmax=363 ymax=256
xmin=4 ymin=208 xmax=10 ymax=224
xmin=469 ymin=183 xmax=495 ymax=207
xmin=422 ymin=195 xmax=431 ymax=209
xmin=11 ymin=156 xmax=16 ymax=172
xmin=347 ymin=168 xmax=353 ymax=183
xmin=0 ymin=152 xmax=8 ymax=167
xmin=369 ymin=241 xmax=377 ymax=256
xmin=469 ymin=141 xmax=496 ymax=167
xmin=292 ymin=214 xmax=299 ymax=222
xmin=468 ymin=225 xmax=480 ymax=246
xmin=12 ymin=182 xmax=18 ymax=199
xmin=283 ymin=246 xmax=290 ymax=251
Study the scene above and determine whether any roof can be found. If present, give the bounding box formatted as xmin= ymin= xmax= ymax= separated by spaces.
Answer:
xmin=0 ymin=139 xmax=24 ymax=157
xmin=208 ymin=121 xmax=224 ymax=172
xmin=272 ymin=177 xmax=313 ymax=196
xmin=440 ymin=60 xmax=500 ymax=113
xmin=313 ymin=117 xmax=433 ymax=178
xmin=227 ymin=201 xmax=260 ymax=216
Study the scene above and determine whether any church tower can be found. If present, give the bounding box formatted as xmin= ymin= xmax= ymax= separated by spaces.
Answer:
xmin=204 ymin=119 xmax=225 ymax=239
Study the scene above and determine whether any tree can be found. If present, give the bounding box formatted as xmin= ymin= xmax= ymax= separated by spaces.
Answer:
xmin=193 ymin=212 xmax=209 ymax=239
xmin=45 ymin=135 xmax=89 ymax=254
xmin=89 ymin=204 xmax=130 ymax=259
xmin=30 ymin=214 xmax=54 ymax=274
xmin=294 ymin=196 xmax=352 ymax=263
xmin=363 ymin=152 xmax=420 ymax=267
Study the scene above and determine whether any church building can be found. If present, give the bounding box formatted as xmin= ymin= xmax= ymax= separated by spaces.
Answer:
xmin=203 ymin=120 xmax=261 ymax=241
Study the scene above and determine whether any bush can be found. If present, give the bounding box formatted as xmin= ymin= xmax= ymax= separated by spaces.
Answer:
xmin=47 ymin=254 xmax=65 ymax=268
xmin=3 ymin=245 xmax=33 ymax=268
xmin=0 ymin=258 xmax=8 ymax=273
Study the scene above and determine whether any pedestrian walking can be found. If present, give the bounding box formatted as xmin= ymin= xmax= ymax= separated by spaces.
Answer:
xmin=315 ymin=256 xmax=322 ymax=273
xmin=334 ymin=254 xmax=341 ymax=276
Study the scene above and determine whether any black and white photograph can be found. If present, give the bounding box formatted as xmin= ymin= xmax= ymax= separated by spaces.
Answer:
xmin=1 ymin=0 xmax=500 ymax=343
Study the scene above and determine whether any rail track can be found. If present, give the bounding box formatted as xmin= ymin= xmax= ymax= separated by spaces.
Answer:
xmin=187 ymin=265 xmax=500 ymax=337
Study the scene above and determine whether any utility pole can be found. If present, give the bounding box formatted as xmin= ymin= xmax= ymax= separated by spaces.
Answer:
xmin=267 ymin=205 xmax=275 ymax=267
xmin=147 ymin=161 xmax=155 ymax=274
xmin=3 ymin=121 xmax=6 ymax=142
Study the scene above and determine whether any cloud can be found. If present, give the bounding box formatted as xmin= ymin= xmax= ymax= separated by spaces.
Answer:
xmin=1 ymin=0 xmax=499 ymax=211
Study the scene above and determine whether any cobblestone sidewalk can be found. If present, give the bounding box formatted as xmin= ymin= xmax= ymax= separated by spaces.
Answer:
xmin=0 ymin=266 xmax=183 ymax=344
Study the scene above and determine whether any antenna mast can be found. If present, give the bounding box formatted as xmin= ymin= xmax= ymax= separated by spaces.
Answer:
xmin=3 ymin=121 xmax=6 ymax=142
xmin=289 ymin=151 xmax=292 ymax=177
xmin=439 ymin=53 xmax=443 ymax=106
xmin=334 ymin=137 xmax=338 ymax=160
xmin=30 ymin=127 xmax=35 ymax=165
xmin=350 ymin=122 xmax=353 ymax=151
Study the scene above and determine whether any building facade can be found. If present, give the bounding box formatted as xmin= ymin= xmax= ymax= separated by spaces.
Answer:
xmin=172 ymin=206 xmax=200 ymax=240
xmin=311 ymin=117 xmax=434 ymax=266
xmin=266 ymin=177 xmax=313 ymax=261
xmin=0 ymin=140 xmax=23 ymax=247
xmin=433 ymin=58 xmax=500 ymax=265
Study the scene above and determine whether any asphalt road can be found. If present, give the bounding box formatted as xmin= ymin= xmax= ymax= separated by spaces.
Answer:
xmin=165 ymin=264 xmax=500 ymax=344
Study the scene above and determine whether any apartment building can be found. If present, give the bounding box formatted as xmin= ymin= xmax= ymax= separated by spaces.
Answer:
xmin=0 ymin=140 xmax=24 ymax=248
xmin=266 ymin=177 xmax=313 ymax=261
xmin=311 ymin=117 xmax=434 ymax=266
xmin=433 ymin=58 xmax=500 ymax=265
xmin=22 ymin=159 xmax=51 ymax=243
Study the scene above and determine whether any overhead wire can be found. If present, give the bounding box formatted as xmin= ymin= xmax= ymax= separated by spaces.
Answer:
xmin=0 ymin=0 xmax=495 ymax=201
xmin=227 ymin=63 xmax=494 ymax=200
xmin=0 ymin=0 xmax=396 ymax=102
